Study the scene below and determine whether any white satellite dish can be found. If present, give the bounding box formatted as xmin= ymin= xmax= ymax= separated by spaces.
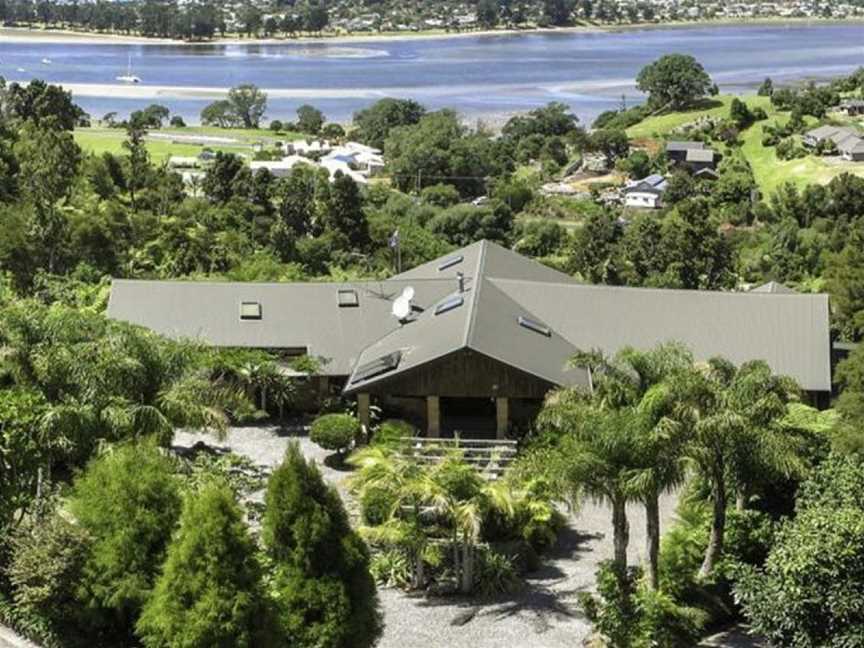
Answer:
xmin=401 ymin=286 xmax=415 ymax=301
xmin=392 ymin=296 xmax=411 ymax=320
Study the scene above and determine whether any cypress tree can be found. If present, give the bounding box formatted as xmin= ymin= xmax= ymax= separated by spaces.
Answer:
xmin=136 ymin=481 xmax=275 ymax=648
xmin=263 ymin=441 xmax=381 ymax=648
xmin=70 ymin=442 xmax=181 ymax=641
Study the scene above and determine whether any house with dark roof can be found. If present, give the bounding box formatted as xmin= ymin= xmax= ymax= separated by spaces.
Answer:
xmin=108 ymin=241 xmax=832 ymax=438
xmin=839 ymin=99 xmax=864 ymax=116
xmin=665 ymin=141 xmax=717 ymax=171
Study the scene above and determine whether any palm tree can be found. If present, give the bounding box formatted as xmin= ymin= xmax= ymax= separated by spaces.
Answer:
xmin=537 ymin=390 xmax=646 ymax=570
xmin=669 ymin=359 xmax=802 ymax=579
xmin=572 ymin=343 xmax=693 ymax=589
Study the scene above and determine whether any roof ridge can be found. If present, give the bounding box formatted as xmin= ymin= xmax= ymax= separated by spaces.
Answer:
xmin=463 ymin=241 xmax=489 ymax=347
xmin=489 ymin=277 xmax=828 ymax=298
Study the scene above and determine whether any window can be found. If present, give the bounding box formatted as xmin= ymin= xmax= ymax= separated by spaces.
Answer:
xmin=435 ymin=295 xmax=464 ymax=315
xmin=518 ymin=315 xmax=551 ymax=337
xmin=351 ymin=351 xmax=401 ymax=385
xmin=338 ymin=289 xmax=359 ymax=308
xmin=438 ymin=255 xmax=463 ymax=271
xmin=239 ymin=301 xmax=262 ymax=320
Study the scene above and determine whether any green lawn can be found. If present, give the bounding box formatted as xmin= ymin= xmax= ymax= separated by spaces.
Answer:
xmin=74 ymin=126 xmax=305 ymax=162
xmin=626 ymin=94 xmax=864 ymax=196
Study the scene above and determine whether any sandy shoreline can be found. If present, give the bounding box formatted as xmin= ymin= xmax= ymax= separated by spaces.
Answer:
xmin=2 ymin=17 xmax=863 ymax=47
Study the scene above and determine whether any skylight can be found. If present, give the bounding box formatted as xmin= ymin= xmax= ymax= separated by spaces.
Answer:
xmin=351 ymin=351 xmax=402 ymax=384
xmin=435 ymin=295 xmax=464 ymax=315
xmin=438 ymin=255 xmax=463 ymax=271
xmin=337 ymin=289 xmax=359 ymax=308
xmin=518 ymin=316 xmax=551 ymax=337
xmin=239 ymin=301 xmax=262 ymax=320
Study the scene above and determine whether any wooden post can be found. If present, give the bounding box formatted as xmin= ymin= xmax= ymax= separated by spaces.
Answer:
xmin=318 ymin=375 xmax=330 ymax=398
xmin=496 ymin=396 xmax=509 ymax=440
xmin=427 ymin=395 xmax=440 ymax=438
xmin=357 ymin=393 xmax=371 ymax=439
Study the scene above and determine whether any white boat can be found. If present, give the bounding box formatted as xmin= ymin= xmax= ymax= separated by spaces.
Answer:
xmin=41 ymin=58 xmax=51 ymax=65
xmin=115 ymin=54 xmax=141 ymax=84
xmin=16 ymin=67 xmax=25 ymax=73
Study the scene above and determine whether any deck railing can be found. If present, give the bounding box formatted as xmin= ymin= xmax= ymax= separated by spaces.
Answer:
xmin=396 ymin=435 xmax=518 ymax=479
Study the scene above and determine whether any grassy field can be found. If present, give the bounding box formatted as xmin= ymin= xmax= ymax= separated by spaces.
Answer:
xmin=626 ymin=94 xmax=864 ymax=196
xmin=74 ymin=125 xmax=305 ymax=162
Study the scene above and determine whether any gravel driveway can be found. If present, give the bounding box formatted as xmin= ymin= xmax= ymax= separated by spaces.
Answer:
xmin=173 ymin=425 xmax=680 ymax=648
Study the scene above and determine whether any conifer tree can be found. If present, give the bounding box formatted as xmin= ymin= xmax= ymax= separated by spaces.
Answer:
xmin=70 ymin=442 xmax=181 ymax=640
xmin=262 ymin=441 xmax=381 ymax=648
xmin=136 ymin=480 xmax=275 ymax=648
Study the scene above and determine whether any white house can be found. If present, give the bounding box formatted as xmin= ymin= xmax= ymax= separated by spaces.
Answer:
xmin=250 ymin=155 xmax=313 ymax=178
xmin=623 ymin=174 xmax=667 ymax=209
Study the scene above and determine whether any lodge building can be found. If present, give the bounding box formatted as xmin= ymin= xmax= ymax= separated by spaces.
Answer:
xmin=108 ymin=241 xmax=832 ymax=438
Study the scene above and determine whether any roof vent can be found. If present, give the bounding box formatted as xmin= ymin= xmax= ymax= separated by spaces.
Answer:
xmin=435 ymin=295 xmax=464 ymax=315
xmin=438 ymin=255 xmax=463 ymax=271
xmin=239 ymin=301 xmax=262 ymax=320
xmin=338 ymin=289 xmax=359 ymax=308
xmin=518 ymin=315 xmax=551 ymax=337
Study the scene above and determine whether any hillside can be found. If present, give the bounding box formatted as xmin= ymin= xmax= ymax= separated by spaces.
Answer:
xmin=626 ymin=94 xmax=864 ymax=195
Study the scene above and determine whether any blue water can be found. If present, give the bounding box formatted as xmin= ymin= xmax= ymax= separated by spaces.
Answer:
xmin=0 ymin=23 xmax=862 ymax=124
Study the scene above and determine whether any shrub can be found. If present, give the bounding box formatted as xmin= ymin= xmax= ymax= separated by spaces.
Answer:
xmin=474 ymin=547 xmax=522 ymax=596
xmin=581 ymin=562 xmax=707 ymax=648
xmin=310 ymin=413 xmax=360 ymax=458
xmin=369 ymin=549 xmax=412 ymax=589
xmin=69 ymin=443 xmax=182 ymax=639
xmin=734 ymin=506 xmax=864 ymax=647
xmin=6 ymin=507 xmax=90 ymax=638
xmin=270 ymin=119 xmax=283 ymax=132
xmin=734 ymin=455 xmax=864 ymax=646
xmin=262 ymin=442 xmax=381 ymax=648
xmin=373 ymin=418 xmax=415 ymax=448
xmin=169 ymin=115 xmax=185 ymax=127
xmin=360 ymin=485 xmax=396 ymax=525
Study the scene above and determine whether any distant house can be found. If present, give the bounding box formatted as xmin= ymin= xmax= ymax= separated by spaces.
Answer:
xmin=665 ymin=140 xmax=705 ymax=163
xmin=751 ymin=281 xmax=797 ymax=294
xmin=839 ymin=99 xmax=864 ymax=116
xmin=250 ymin=156 xmax=312 ymax=178
xmin=623 ymin=174 xmax=667 ymax=209
xmin=167 ymin=156 xmax=200 ymax=169
xmin=665 ymin=141 xmax=717 ymax=171
xmin=838 ymin=135 xmax=864 ymax=162
xmin=803 ymin=125 xmax=859 ymax=148
xmin=804 ymin=125 xmax=864 ymax=161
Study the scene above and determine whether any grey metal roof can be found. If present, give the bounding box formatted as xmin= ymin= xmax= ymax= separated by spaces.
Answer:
xmin=108 ymin=240 xmax=832 ymax=393
xmin=806 ymin=125 xmax=845 ymax=140
xmin=838 ymin=136 xmax=864 ymax=154
xmin=343 ymin=274 xmax=589 ymax=393
xmin=666 ymin=141 xmax=705 ymax=152
xmin=686 ymin=148 xmax=716 ymax=163
xmin=491 ymin=278 xmax=830 ymax=392
xmin=107 ymin=278 xmax=456 ymax=375
xmin=625 ymin=175 xmax=668 ymax=194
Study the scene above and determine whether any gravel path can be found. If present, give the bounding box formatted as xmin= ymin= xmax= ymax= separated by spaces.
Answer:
xmin=173 ymin=425 xmax=680 ymax=648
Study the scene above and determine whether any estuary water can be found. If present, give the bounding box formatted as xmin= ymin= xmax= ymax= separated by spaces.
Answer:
xmin=0 ymin=23 xmax=862 ymax=124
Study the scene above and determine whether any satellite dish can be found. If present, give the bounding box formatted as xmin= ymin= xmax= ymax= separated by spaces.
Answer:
xmin=392 ymin=296 xmax=411 ymax=320
xmin=402 ymin=286 xmax=415 ymax=301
